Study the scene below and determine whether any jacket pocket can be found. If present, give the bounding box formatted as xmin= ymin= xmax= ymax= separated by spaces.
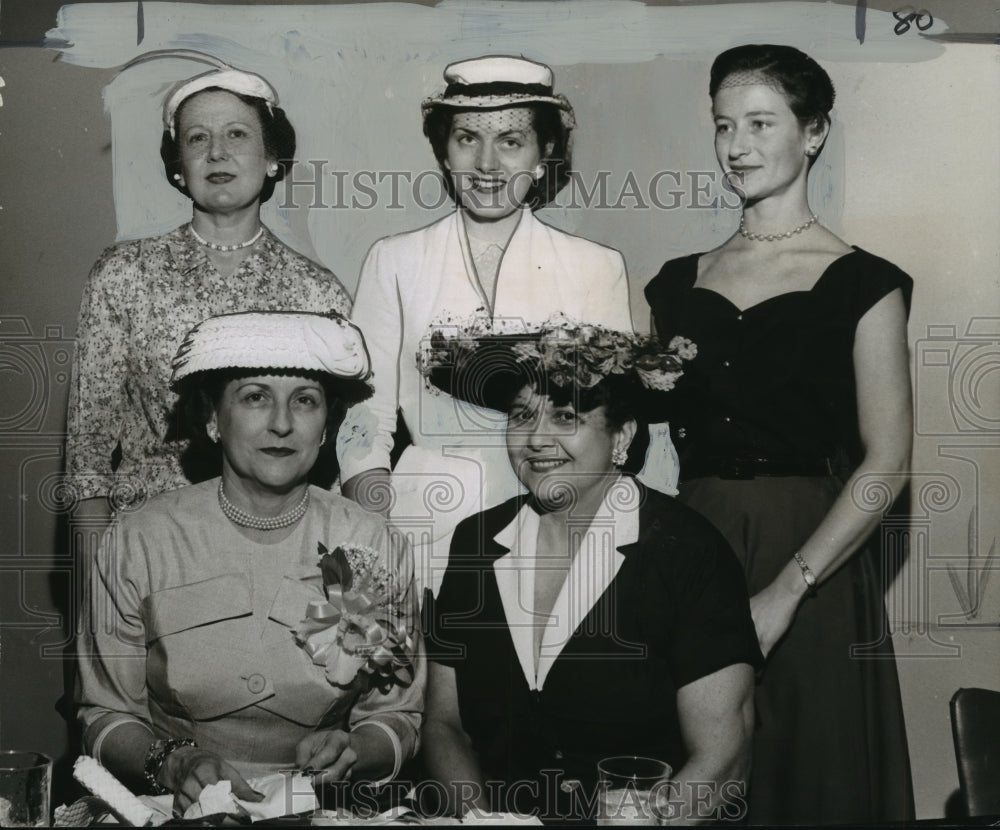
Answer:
xmin=144 ymin=575 xmax=274 ymax=720
xmin=145 ymin=574 xmax=252 ymax=640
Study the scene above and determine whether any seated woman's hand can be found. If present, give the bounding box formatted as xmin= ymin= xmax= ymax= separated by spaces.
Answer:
xmin=160 ymin=745 xmax=264 ymax=816
xmin=295 ymin=729 xmax=357 ymax=784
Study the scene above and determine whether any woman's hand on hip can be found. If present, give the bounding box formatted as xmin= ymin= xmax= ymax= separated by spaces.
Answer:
xmin=161 ymin=745 xmax=263 ymax=816
xmin=295 ymin=729 xmax=357 ymax=784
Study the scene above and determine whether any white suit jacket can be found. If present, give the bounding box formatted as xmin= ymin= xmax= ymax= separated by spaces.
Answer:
xmin=339 ymin=208 xmax=632 ymax=481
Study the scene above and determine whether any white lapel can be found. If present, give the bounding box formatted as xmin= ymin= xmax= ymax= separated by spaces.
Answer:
xmin=536 ymin=477 xmax=641 ymax=690
xmin=492 ymin=504 xmax=541 ymax=691
xmin=454 ymin=209 xmax=491 ymax=310
xmin=492 ymin=210 xmax=565 ymax=322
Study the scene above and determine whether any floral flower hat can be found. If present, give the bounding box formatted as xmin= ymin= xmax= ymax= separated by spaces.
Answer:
xmin=418 ymin=311 xmax=697 ymax=420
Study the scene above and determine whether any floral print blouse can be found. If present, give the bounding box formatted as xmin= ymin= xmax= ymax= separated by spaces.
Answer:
xmin=65 ymin=224 xmax=351 ymax=505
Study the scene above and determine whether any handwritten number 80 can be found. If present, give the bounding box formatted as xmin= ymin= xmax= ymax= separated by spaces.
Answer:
xmin=893 ymin=6 xmax=933 ymax=34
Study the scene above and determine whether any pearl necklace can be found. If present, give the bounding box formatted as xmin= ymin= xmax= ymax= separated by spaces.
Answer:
xmin=739 ymin=213 xmax=818 ymax=242
xmin=218 ymin=482 xmax=309 ymax=531
xmin=190 ymin=224 xmax=264 ymax=252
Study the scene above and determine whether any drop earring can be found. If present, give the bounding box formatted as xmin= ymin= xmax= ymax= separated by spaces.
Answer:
xmin=611 ymin=446 xmax=628 ymax=467
xmin=320 ymin=428 xmax=327 ymax=446
xmin=207 ymin=423 xmax=219 ymax=443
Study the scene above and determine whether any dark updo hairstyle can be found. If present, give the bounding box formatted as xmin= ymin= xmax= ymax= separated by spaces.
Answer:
xmin=710 ymin=44 xmax=835 ymax=161
xmin=172 ymin=368 xmax=372 ymax=489
xmin=422 ymin=103 xmax=573 ymax=210
xmin=160 ymin=88 xmax=297 ymax=203
xmin=497 ymin=370 xmax=655 ymax=476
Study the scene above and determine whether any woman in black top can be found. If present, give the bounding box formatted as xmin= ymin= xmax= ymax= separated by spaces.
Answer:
xmin=645 ymin=45 xmax=914 ymax=824
xmin=419 ymin=319 xmax=762 ymax=823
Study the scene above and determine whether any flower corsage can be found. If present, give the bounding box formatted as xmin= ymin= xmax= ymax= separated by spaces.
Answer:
xmin=294 ymin=542 xmax=415 ymax=694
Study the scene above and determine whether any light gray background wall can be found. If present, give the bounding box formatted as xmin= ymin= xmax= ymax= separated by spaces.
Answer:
xmin=1 ymin=0 xmax=997 ymax=817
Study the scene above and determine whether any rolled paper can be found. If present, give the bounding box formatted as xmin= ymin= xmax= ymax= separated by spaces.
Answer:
xmin=73 ymin=755 xmax=155 ymax=827
xmin=305 ymin=600 xmax=341 ymax=623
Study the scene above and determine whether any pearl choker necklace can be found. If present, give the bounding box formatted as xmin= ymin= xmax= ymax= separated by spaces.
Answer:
xmin=218 ymin=482 xmax=309 ymax=531
xmin=190 ymin=225 xmax=264 ymax=252
xmin=739 ymin=213 xmax=818 ymax=242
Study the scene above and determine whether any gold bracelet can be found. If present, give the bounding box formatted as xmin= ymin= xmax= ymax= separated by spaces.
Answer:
xmin=792 ymin=551 xmax=817 ymax=594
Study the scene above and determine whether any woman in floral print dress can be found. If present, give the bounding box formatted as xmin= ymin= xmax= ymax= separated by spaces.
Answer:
xmin=65 ymin=62 xmax=350 ymax=526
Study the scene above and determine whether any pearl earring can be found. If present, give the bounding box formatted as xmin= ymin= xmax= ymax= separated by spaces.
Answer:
xmin=207 ymin=424 xmax=219 ymax=443
xmin=611 ymin=447 xmax=628 ymax=467
xmin=320 ymin=428 xmax=327 ymax=445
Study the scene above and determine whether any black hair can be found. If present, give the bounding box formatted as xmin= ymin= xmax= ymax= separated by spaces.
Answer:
xmin=172 ymin=368 xmax=372 ymax=488
xmin=501 ymin=371 xmax=654 ymax=475
xmin=710 ymin=44 xmax=835 ymax=162
xmin=160 ymin=88 xmax=297 ymax=204
xmin=422 ymin=103 xmax=573 ymax=209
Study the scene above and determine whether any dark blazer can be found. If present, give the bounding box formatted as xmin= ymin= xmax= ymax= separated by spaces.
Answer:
xmin=424 ymin=478 xmax=762 ymax=820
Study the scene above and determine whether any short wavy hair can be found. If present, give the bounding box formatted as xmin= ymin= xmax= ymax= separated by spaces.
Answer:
xmin=160 ymin=88 xmax=296 ymax=204
xmin=422 ymin=103 xmax=573 ymax=210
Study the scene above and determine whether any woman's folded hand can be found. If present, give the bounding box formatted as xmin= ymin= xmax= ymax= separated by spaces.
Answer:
xmin=161 ymin=745 xmax=264 ymax=816
xmin=749 ymin=570 xmax=806 ymax=659
xmin=295 ymin=729 xmax=358 ymax=785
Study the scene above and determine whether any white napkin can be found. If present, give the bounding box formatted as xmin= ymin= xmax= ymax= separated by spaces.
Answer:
xmin=142 ymin=772 xmax=317 ymax=821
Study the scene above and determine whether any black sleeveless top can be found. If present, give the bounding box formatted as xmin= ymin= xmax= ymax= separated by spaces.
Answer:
xmin=644 ymin=248 xmax=912 ymax=473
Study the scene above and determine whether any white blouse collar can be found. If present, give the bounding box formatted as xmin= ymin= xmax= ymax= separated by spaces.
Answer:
xmin=492 ymin=476 xmax=641 ymax=691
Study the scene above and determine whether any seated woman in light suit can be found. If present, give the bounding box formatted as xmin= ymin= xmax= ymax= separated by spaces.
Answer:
xmin=76 ymin=311 xmax=423 ymax=816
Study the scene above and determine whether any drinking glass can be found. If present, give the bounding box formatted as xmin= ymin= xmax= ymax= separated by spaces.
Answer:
xmin=595 ymin=755 xmax=671 ymax=826
xmin=0 ymin=752 xmax=51 ymax=828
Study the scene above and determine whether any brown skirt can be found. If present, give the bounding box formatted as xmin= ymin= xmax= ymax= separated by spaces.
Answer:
xmin=678 ymin=475 xmax=915 ymax=826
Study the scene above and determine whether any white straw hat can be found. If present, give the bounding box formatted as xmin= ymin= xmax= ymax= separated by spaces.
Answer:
xmin=162 ymin=67 xmax=278 ymax=137
xmin=421 ymin=55 xmax=575 ymax=127
xmin=170 ymin=311 xmax=372 ymax=387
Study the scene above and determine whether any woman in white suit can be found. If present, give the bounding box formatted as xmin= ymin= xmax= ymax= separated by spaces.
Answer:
xmin=339 ymin=55 xmax=635 ymax=599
